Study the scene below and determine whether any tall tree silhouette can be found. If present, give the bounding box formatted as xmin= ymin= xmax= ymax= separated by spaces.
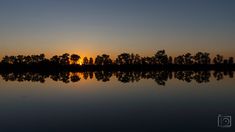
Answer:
xmin=133 ymin=54 xmax=141 ymax=64
xmin=223 ymin=59 xmax=228 ymax=64
xmin=95 ymin=54 xmax=112 ymax=65
xmin=194 ymin=52 xmax=210 ymax=64
xmin=70 ymin=54 xmax=80 ymax=65
xmin=89 ymin=57 xmax=93 ymax=65
xmin=116 ymin=53 xmax=131 ymax=65
xmin=174 ymin=55 xmax=184 ymax=64
xmin=168 ymin=56 xmax=173 ymax=64
xmin=39 ymin=54 xmax=46 ymax=63
xmin=184 ymin=53 xmax=194 ymax=64
xmin=228 ymin=57 xmax=234 ymax=64
xmin=83 ymin=57 xmax=89 ymax=65
xmin=154 ymin=50 xmax=168 ymax=64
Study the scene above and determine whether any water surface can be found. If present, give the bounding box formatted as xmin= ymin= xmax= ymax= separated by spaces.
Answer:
xmin=0 ymin=71 xmax=234 ymax=131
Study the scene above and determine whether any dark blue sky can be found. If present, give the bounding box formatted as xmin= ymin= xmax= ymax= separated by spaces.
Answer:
xmin=0 ymin=0 xmax=234 ymax=58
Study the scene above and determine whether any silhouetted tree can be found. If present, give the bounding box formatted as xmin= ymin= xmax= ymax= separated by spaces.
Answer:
xmin=60 ymin=53 xmax=70 ymax=65
xmin=127 ymin=53 xmax=141 ymax=64
xmin=89 ymin=57 xmax=93 ymax=65
xmin=39 ymin=54 xmax=46 ymax=62
xmin=141 ymin=57 xmax=154 ymax=65
xmin=95 ymin=54 xmax=112 ymax=65
xmin=95 ymin=55 xmax=102 ymax=65
xmin=24 ymin=55 xmax=32 ymax=64
xmin=116 ymin=53 xmax=131 ymax=65
xmin=16 ymin=55 xmax=24 ymax=64
xmin=1 ymin=56 xmax=10 ymax=64
xmin=194 ymin=52 xmax=210 ymax=64
xmin=70 ymin=54 xmax=80 ymax=64
xmin=31 ymin=55 xmax=41 ymax=64
xmin=83 ymin=57 xmax=89 ymax=65
xmin=168 ymin=56 xmax=173 ymax=64
xmin=50 ymin=55 xmax=60 ymax=64
xmin=174 ymin=55 xmax=184 ymax=64
xmin=115 ymin=53 xmax=141 ymax=65
xmin=133 ymin=54 xmax=141 ymax=64
xmin=154 ymin=50 xmax=168 ymax=64
xmin=184 ymin=53 xmax=194 ymax=64
xmin=228 ymin=57 xmax=234 ymax=64
xmin=223 ymin=59 xmax=228 ymax=65
xmin=213 ymin=54 xmax=223 ymax=64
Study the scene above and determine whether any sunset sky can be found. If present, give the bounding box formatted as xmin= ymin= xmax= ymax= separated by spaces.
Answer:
xmin=0 ymin=0 xmax=234 ymax=58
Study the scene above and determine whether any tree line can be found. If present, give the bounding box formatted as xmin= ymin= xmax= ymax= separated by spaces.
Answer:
xmin=0 ymin=50 xmax=234 ymax=66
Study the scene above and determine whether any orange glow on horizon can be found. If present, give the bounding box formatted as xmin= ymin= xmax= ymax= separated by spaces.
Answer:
xmin=78 ymin=59 xmax=83 ymax=65
xmin=0 ymin=50 xmax=235 ymax=61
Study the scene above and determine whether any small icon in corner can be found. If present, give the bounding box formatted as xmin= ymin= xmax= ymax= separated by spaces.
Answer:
xmin=217 ymin=114 xmax=232 ymax=128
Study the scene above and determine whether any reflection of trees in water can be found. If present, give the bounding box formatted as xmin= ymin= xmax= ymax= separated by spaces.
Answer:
xmin=50 ymin=72 xmax=70 ymax=83
xmin=174 ymin=71 xmax=211 ymax=83
xmin=1 ymin=72 xmax=48 ymax=83
xmin=193 ymin=71 xmax=211 ymax=83
xmin=0 ymin=70 xmax=233 ymax=85
xmin=95 ymin=71 xmax=112 ymax=82
xmin=83 ymin=72 xmax=89 ymax=80
xmin=70 ymin=72 xmax=81 ymax=83
xmin=153 ymin=71 xmax=170 ymax=86
xmin=115 ymin=71 xmax=141 ymax=83
xmin=174 ymin=71 xmax=194 ymax=83
xmin=213 ymin=71 xmax=233 ymax=81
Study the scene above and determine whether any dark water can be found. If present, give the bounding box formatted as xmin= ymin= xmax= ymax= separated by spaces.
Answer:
xmin=0 ymin=71 xmax=234 ymax=132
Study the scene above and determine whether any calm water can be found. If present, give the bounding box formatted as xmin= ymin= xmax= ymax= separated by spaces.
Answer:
xmin=0 ymin=71 xmax=234 ymax=132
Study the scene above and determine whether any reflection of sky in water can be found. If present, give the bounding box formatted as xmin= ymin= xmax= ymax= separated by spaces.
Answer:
xmin=0 ymin=74 xmax=234 ymax=131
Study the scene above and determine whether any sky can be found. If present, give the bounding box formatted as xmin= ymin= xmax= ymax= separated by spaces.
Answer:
xmin=0 ymin=0 xmax=234 ymax=58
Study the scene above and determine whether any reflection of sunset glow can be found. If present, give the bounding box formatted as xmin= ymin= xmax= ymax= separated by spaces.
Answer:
xmin=78 ymin=59 xmax=83 ymax=65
